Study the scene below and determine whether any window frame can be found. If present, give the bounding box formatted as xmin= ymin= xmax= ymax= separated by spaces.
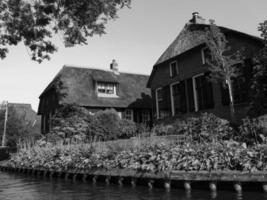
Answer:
xmin=123 ymin=109 xmax=134 ymax=121
xmin=169 ymin=61 xmax=179 ymax=77
xmin=192 ymin=73 xmax=204 ymax=112
xmin=201 ymin=47 xmax=212 ymax=65
xmin=142 ymin=110 xmax=150 ymax=123
xmin=170 ymin=81 xmax=180 ymax=116
xmin=155 ymin=87 xmax=162 ymax=119
xmin=96 ymin=82 xmax=118 ymax=97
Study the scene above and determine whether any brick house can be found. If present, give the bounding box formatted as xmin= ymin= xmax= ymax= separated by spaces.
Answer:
xmin=147 ymin=13 xmax=264 ymax=122
xmin=38 ymin=60 xmax=152 ymax=134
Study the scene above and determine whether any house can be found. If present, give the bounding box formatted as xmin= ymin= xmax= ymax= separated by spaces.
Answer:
xmin=147 ymin=13 xmax=264 ymax=122
xmin=0 ymin=103 xmax=41 ymax=134
xmin=8 ymin=103 xmax=40 ymax=125
xmin=38 ymin=60 xmax=152 ymax=134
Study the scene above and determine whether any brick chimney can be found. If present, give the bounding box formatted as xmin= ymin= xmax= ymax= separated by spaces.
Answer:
xmin=190 ymin=12 xmax=206 ymax=24
xmin=110 ymin=59 xmax=119 ymax=75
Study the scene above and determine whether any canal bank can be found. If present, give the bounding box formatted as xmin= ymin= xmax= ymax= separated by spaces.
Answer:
xmin=1 ymin=161 xmax=267 ymax=193
xmin=1 ymin=170 xmax=267 ymax=200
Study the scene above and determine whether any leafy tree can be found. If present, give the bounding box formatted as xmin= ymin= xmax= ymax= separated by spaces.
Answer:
xmin=0 ymin=0 xmax=131 ymax=63
xmin=205 ymin=23 xmax=242 ymax=122
xmin=248 ymin=20 xmax=267 ymax=117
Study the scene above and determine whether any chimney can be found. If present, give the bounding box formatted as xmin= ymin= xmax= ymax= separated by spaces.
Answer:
xmin=209 ymin=19 xmax=216 ymax=25
xmin=190 ymin=12 xmax=206 ymax=24
xmin=110 ymin=59 xmax=119 ymax=75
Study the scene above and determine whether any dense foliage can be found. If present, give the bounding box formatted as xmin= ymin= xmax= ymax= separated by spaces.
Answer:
xmin=8 ymin=140 xmax=267 ymax=173
xmin=6 ymin=109 xmax=267 ymax=174
xmin=49 ymin=106 xmax=143 ymax=143
xmin=49 ymin=105 xmax=92 ymax=143
xmin=152 ymin=113 xmax=233 ymax=143
xmin=0 ymin=0 xmax=131 ymax=62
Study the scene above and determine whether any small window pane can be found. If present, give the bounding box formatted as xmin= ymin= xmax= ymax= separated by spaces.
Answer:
xmin=170 ymin=62 xmax=178 ymax=77
xmin=122 ymin=109 xmax=133 ymax=121
xmin=97 ymin=82 xmax=116 ymax=95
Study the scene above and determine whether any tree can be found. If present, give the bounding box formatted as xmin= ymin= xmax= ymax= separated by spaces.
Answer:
xmin=248 ymin=20 xmax=267 ymax=117
xmin=205 ymin=23 xmax=242 ymax=122
xmin=0 ymin=0 xmax=131 ymax=63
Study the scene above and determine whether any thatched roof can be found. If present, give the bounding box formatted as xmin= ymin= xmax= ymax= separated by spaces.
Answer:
xmin=155 ymin=23 xmax=262 ymax=66
xmin=147 ymin=23 xmax=263 ymax=88
xmin=38 ymin=66 xmax=152 ymax=114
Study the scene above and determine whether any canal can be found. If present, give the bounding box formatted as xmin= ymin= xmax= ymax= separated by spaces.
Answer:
xmin=1 ymin=172 xmax=267 ymax=200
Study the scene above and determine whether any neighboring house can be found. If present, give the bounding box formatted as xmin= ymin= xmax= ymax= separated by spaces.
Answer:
xmin=38 ymin=60 xmax=152 ymax=134
xmin=147 ymin=13 xmax=264 ymax=122
xmin=5 ymin=103 xmax=41 ymax=134
xmin=8 ymin=103 xmax=39 ymax=124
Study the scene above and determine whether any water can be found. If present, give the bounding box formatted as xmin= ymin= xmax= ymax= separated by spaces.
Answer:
xmin=0 ymin=172 xmax=267 ymax=200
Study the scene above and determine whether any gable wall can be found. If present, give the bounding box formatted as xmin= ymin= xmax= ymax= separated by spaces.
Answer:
xmin=150 ymin=45 xmax=206 ymax=90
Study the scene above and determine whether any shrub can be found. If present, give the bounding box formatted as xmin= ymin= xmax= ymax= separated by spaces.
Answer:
xmin=152 ymin=113 xmax=233 ymax=143
xmin=117 ymin=119 xmax=137 ymax=139
xmin=88 ymin=109 xmax=121 ymax=141
xmin=49 ymin=104 xmax=93 ymax=144
xmin=152 ymin=124 xmax=175 ymax=136
xmin=239 ymin=117 xmax=265 ymax=145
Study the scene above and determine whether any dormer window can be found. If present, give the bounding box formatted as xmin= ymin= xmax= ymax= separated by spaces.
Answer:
xmin=170 ymin=61 xmax=179 ymax=77
xmin=201 ymin=47 xmax=212 ymax=65
xmin=96 ymin=82 xmax=118 ymax=97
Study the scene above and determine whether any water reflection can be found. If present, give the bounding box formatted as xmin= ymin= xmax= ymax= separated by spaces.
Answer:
xmin=0 ymin=172 xmax=266 ymax=200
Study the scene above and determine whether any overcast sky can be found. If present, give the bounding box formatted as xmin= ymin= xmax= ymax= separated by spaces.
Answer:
xmin=0 ymin=0 xmax=266 ymax=111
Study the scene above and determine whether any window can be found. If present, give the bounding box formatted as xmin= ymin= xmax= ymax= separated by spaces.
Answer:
xmin=201 ymin=47 xmax=212 ymax=65
xmin=96 ymin=82 xmax=117 ymax=97
xmin=156 ymin=87 xmax=172 ymax=119
xmin=192 ymin=74 xmax=214 ymax=111
xmin=142 ymin=110 xmax=150 ymax=123
xmin=170 ymin=61 xmax=179 ymax=77
xmin=156 ymin=88 xmax=163 ymax=102
xmin=170 ymin=81 xmax=187 ymax=116
xmin=122 ymin=109 xmax=133 ymax=121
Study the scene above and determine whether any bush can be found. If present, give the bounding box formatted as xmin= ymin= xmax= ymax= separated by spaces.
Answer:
xmin=88 ymin=109 xmax=121 ymax=141
xmin=117 ymin=119 xmax=137 ymax=139
xmin=49 ymin=105 xmax=93 ymax=144
xmin=152 ymin=124 xmax=175 ymax=136
xmin=152 ymin=113 xmax=233 ymax=143
xmin=238 ymin=117 xmax=265 ymax=145
xmin=49 ymin=106 xmax=143 ymax=142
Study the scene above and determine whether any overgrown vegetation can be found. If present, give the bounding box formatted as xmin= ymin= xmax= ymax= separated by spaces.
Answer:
xmin=48 ymin=105 xmax=147 ymax=143
xmin=6 ymin=107 xmax=267 ymax=174
xmin=152 ymin=113 xmax=233 ymax=143
xmin=8 ymin=138 xmax=267 ymax=173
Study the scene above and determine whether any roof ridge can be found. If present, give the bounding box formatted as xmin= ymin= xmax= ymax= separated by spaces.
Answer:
xmin=63 ymin=64 xmax=150 ymax=76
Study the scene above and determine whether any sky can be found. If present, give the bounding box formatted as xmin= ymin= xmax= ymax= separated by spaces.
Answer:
xmin=0 ymin=0 xmax=266 ymax=111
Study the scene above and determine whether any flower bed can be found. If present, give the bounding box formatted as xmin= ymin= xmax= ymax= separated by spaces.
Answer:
xmin=7 ymin=139 xmax=267 ymax=173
